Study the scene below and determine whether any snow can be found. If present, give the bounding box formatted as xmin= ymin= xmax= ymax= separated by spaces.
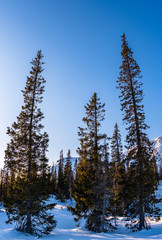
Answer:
xmin=0 ymin=137 xmax=161 ymax=240
xmin=0 ymin=182 xmax=162 ymax=240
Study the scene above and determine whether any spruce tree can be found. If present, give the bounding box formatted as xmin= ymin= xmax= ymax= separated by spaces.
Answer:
xmin=74 ymin=158 xmax=78 ymax=181
xmin=71 ymin=92 xmax=108 ymax=232
xmin=111 ymin=123 xmax=123 ymax=165
xmin=101 ymin=134 xmax=110 ymax=231
xmin=109 ymin=123 xmax=125 ymax=226
xmin=0 ymin=169 xmax=4 ymax=204
xmin=64 ymin=149 xmax=73 ymax=199
xmin=3 ymin=50 xmax=56 ymax=237
xmin=159 ymin=164 xmax=162 ymax=180
xmin=117 ymin=34 xmax=160 ymax=230
xmin=50 ymin=163 xmax=57 ymax=195
xmin=39 ymin=132 xmax=51 ymax=196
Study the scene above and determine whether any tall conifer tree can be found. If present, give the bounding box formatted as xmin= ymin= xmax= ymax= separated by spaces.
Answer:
xmin=109 ymin=123 xmax=125 ymax=226
xmin=117 ymin=34 xmax=160 ymax=230
xmin=3 ymin=50 xmax=56 ymax=236
xmin=50 ymin=163 xmax=57 ymax=195
xmin=71 ymin=92 xmax=107 ymax=232
xmin=64 ymin=149 xmax=73 ymax=199
xmin=0 ymin=169 xmax=4 ymax=203
xmin=57 ymin=150 xmax=65 ymax=201
xmin=74 ymin=158 xmax=78 ymax=181
xmin=101 ymin=135 xmax=110 ymax=231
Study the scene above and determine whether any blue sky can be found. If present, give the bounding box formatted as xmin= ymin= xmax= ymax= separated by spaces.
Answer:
xmin=0 ymin=0 xmax=162 ymax=167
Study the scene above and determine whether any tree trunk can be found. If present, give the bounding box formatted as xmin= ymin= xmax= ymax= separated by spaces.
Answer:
xmin=26 ymin=208 xmax=32 ymax=233
xmin=26 ymin=68 xmax=38 ymax=233
xmin=102 ymin=169 xmax=106 ymax=232
xmin=126 ymin=54 xmax=145 ymax=229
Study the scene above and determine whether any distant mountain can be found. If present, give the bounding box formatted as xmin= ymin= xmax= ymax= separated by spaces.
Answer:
xmin=152 ymin=137 xmax=162 ymax=171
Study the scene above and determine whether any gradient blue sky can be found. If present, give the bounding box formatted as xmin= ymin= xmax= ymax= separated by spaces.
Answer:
xmin=0 ymin=0 xmax=162 ymax=167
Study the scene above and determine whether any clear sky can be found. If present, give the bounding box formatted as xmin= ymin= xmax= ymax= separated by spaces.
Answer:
xmin=0 ymin=0 xmax=162 ymax=168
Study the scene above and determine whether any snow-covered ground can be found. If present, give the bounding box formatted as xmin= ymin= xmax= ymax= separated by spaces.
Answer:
xmin=0 ymin=182 xmax=162 ymax=240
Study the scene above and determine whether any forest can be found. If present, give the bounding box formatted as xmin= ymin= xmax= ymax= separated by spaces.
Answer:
xmin=0 ymin=34 xmax=161 ymax=238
